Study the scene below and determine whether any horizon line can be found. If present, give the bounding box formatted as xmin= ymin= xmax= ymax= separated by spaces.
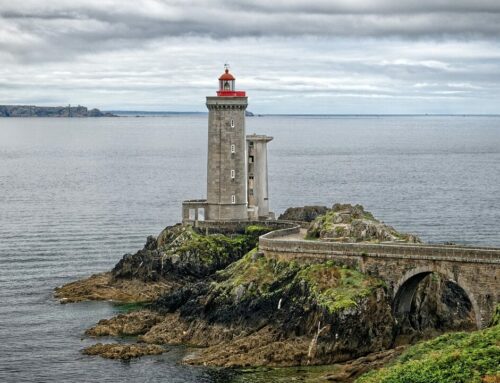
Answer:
xmin=107 ymin=110 xmax=500 ymax=117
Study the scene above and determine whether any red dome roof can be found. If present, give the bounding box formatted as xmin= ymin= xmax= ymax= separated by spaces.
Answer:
xmin=219 ymin=69 xmax=235 ymax=81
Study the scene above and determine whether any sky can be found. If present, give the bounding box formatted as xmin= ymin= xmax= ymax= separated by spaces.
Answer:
xmin=1 ymin=0 xmax=500 ymax=114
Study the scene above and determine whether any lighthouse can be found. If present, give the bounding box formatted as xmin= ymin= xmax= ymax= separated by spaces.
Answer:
xmin=204 ymin=65 xmax=249 ymax=221
xmin=182 ymin=66 xmax=273 ymax=223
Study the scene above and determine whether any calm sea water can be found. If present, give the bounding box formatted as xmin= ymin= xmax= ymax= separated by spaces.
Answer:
xmin=0 ymin=116 xmax=499 ymax=382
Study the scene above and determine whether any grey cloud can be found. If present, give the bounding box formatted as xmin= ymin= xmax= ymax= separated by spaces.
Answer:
xmin=1 ymin=0 xmax=500 ymax=64
xmin=1 ymin=1 xmax=500 ymax=113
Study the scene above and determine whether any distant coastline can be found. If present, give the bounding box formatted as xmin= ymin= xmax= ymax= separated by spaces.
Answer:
xmin=0 ymin=105 xmax=116 ymax=117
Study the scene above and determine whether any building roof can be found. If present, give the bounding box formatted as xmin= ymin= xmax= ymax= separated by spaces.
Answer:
xmin=246 ymin=134 xmax=273 ymax=142
xmin=219 ymin=69 xmax=235 ymax=81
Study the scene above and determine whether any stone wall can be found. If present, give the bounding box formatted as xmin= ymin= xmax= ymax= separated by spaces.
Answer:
xmin=187 ymin=219 xmax=296 ymax=235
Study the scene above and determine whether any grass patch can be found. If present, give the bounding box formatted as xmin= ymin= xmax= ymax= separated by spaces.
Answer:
xmin=357 ymin=322 xmax=500 ymax=383
xmin=296 ymin=261 xmax=385 ymax=313
xmin=244 ymin=224 xmax=273 ymax=237
xmin=215 ymin=249 xmax=299 ymax=296
xmin=216 ymin=253 xmax=385 ymax=314
xmin=176 ymin=229 xmax=256 ymax=266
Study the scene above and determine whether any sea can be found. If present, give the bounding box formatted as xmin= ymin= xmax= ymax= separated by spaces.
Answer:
xmin=0 ymin=115 xmax=499 ymax=382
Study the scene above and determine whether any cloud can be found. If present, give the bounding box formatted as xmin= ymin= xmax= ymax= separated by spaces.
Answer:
xmin=1 ymin=0 xmax=500 ymax=63
xmin=0 ymin=1 xmax=500 ymax=113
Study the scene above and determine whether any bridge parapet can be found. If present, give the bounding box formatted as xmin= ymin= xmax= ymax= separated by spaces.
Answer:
xmin=259 ymin=226 xmax=500 ymax=328
xmin=259 ymin=227 xmax=500 ymax=264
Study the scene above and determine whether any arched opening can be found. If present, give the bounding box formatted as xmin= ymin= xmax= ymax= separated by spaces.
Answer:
xmin=393 ymin=270 xmax=478 ymax=342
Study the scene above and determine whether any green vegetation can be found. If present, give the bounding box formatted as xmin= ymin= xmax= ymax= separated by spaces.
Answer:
xmin=215 ymin=249 xmax=300 ymax=296
xmin=307 ymin=211 xmax=337 ymax=239
xmin=114 ymin=302 xmax=149 ymax=313
xmin=244 ymin=224 xmax=273 ymax=237
xmin=335 ymin=226 xmax=346 ymax=237
xmin=151 ymin=224 xmax=273 ymax=278
xmin=357 ymin=322 xmax=500 ymax=383
xmin=177 ymin=230 xmax=253 ymax=266
xmin=296 ymin=261 xmax=385 ymax=313
xmin=215 ymin=253 xmax=384 ymax=314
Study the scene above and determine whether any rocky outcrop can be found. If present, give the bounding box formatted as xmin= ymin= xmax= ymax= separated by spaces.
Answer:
xmin=127 ymin=252 xmax=395 ymax=367
xmin=307 ymin=203 xmax=421 ymax=243
xmin=61 ymin=210 xmax=481 ymax=371
xmin=54 ymin=272 xmax=175 ymax=303
xmin=86 ymin=310 xmax=165 ymax=337
xmin=82 ymin=343 xmax=165 ymax=360
xmin=278 ymin=206 xmax=329 ymax=222
xmin=112 ymin=224 xmax=262 ymax=281
xmin=0 ymin=104 xmax=115 ymax=117
xmin=56 ymin=224 xmax=263 ymax=303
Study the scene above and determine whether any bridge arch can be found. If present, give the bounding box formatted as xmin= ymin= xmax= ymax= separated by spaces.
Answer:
xmin=393 ymin=266 xmax=481 ymax=329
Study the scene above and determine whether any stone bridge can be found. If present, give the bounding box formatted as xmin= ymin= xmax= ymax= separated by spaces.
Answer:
xmin=259 ymin=225 xmax=500 ymax=328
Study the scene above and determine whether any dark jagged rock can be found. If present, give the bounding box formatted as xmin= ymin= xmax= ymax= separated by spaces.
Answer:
xmin=145 ymin=252 xmax=395 ymax=366
xmin=112 ymin=225 xmax=264 ymax=281
xmin=396 ymin=274 xmax=476 ymax=343
xmin=85 ymin=310 xmax=165 ymax=337
xmin=278 ymin=206 xmax=330 ymax=222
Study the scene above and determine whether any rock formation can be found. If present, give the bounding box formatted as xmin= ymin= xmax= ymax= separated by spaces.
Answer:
xmin=278 ymin=205 xmax=330 ymax=222
xmin=55 ymin=204 xmax=479 ymax=370
xmin=307 ymin=203 xmax=421 ymax=243
xmin=82 ymin=343 xmax=165 ymax=360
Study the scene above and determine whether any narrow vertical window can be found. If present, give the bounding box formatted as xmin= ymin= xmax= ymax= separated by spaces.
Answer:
xmin=231 ymin=195 xmax=236 ymax=204
xmin=230 ymin=119 xmax=235 ymax=128
xmin=231 ymin=144 xmax=235 ymax=153
xmin=231 ymin=169 xmax=235 ymax=179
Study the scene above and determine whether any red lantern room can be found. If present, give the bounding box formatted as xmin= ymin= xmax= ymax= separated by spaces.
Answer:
xmin=217 ymin=65 xmax=246 ymax=97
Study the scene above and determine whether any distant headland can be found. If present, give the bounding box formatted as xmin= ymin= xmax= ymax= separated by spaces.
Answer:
xmin=0 ymin=104 xmax=116 ymax=117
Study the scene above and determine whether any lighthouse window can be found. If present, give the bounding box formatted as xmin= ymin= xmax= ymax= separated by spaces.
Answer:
xmin=231 ymin=195 xmax=236 ymax=204
xmin=231 ymin=169 xmax=235 ymax=179
xmin=230 ymin=119 xmax=235 ymax=128
xmin=231 ymin=144 xmax=235 ymax=153
xmin=224 ymin=81 xmax=230 ymax=90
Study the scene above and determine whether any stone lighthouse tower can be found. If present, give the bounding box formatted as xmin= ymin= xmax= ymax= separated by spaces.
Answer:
xmin=182 ymin=66 xmax=274 ymax=224
xmin=205 ymin=65 xmax=248 ymax=221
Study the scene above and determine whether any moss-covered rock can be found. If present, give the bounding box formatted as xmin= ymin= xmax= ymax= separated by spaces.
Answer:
xmin=307 ymin=203 xmax=421 ymax=243
xmin=356 ymin=323 xmax=500 ymax=383
xmin=112 ymin=224 xmax=264 ymax=281
xmin=296 ymin=261 xmax=386 ymax=314
xmin=151 ymin=250 xmax=395 ymax=366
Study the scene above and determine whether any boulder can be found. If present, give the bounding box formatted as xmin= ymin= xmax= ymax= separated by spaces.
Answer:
xmin=278 ymin=206 xmax=330 ymax=222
